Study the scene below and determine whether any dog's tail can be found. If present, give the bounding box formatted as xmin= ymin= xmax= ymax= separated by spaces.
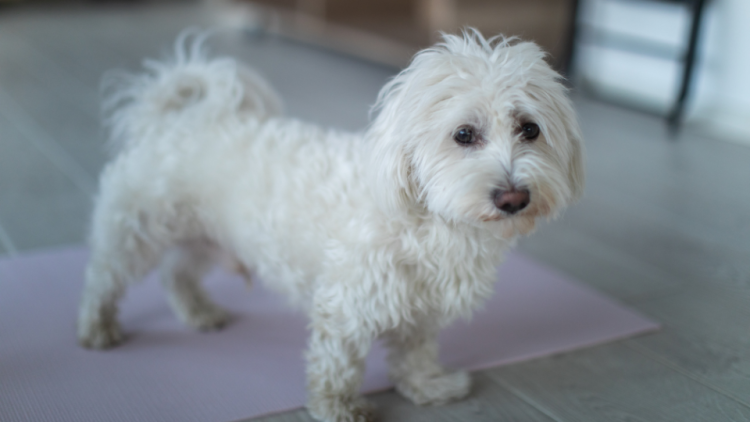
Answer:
xmin=102 ymin=30 xmax=283 ymax=153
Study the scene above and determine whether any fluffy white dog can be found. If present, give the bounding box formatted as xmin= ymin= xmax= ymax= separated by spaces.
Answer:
xmin=78 ymin=30 xmax=584 ymax=422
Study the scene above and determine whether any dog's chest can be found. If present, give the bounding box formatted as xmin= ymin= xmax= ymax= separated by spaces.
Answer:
xmin=395 ymin=229 xmax=507 ymax=321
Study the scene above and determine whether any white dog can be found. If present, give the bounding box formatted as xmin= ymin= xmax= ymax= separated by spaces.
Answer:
xmin=78 ymin=29 xmax=584 ymax=422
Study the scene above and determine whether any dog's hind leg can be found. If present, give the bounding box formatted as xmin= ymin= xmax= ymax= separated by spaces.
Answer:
xmin=160 ymin=239 xmax=229 ymax=331
xmin=78 ymin=257 xmax=133 ymax=350
xmin=78 ymin=204 xmax=168 ymax=349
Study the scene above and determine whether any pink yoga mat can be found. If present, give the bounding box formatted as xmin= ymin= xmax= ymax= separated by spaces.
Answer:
xmin=0 ymin=247 xmax=657 ymax=422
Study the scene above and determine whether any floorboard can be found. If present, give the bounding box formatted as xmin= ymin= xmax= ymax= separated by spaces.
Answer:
xmin=629 ymin=283 xmax=750 ymax=400
xmin=0 ymin=219 xmax=16 ymax=256
xmin=487 ymin=342 xmax=750 ymax=422
xmin=518 ymin=221 xmax=681 ymax=301
xmin=252 ymin=373 xmax=559 ymax=422
xmin=0 ymin=112 xmax=92 ymax=250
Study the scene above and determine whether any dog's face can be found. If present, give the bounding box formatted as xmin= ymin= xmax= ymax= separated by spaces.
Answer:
xmin=367 ymin=31 xmax=584 ymax=236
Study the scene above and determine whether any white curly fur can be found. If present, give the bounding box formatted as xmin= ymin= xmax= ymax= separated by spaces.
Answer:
xmin=77 ymin=29 xmax=584 ymax=422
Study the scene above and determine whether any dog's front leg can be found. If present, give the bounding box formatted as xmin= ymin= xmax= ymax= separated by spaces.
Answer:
xmin=384 ymin=323 xmax=470 ymax=406
xmin=305 ymin=314 xmax=375 ymax=422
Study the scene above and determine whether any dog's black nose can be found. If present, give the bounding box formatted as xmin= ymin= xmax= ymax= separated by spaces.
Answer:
xmin=493 ymin=189 xmax=530 ymax=214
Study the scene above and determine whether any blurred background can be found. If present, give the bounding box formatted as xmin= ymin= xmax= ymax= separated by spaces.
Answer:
xmin=0 ymin=0 xmax=748 ymax=421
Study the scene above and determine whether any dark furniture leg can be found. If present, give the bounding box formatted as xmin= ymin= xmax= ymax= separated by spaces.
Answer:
xmin=667 ymin=0 xmax=707 ymax=134
xmin=561 ymin=0 xmax=582 ymax=83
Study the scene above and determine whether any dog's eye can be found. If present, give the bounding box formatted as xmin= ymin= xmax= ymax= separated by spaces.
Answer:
xmin=454 ymin=126 xmax=475 ymax=145
xmin=521 ymin=123 xmax=540 ymax=141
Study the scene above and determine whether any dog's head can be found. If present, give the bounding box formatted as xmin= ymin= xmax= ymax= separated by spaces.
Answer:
xmin=366 ymin=30 xmax=584 ymax=236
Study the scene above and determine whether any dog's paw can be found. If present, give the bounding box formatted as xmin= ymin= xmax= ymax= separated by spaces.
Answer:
xmin=307 ymin=396 xmax=376 ymax=422
xmin=78 ymin=319 xmax=124 ymax=350
xmin=184 ymin=305 xmax=231 ymax=331
xmin=396 ymin=370 xmax=471 ymax=406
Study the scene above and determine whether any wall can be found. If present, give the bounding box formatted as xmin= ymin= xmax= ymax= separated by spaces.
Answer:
xmin=698 ymin=0 xmax=750 ymax=144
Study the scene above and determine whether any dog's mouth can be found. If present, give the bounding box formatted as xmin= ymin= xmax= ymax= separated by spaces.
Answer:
xmin=480 ymin=208 xmax=524 ymax=222
xmin=480 ymin=211 xmax=526 ymax=222
xmin=481 ymin=214 xmax=504 ymax=222
xmin=477 ymin=211 xmax=538 ymax=236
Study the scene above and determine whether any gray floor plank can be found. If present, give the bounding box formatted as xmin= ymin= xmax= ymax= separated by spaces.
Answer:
xmin=0 ymin=33 xmax=100 ymax=119
xmin=625 ymin=285 xmax=750 ymax=405
xmin=0 ymin=113 xmax=92 ymax=250
xmin=632 ymin=283 xmax=750 ymax=346
xmin=518 ymin=220 xmax=681 ymax=301
xmin=580 ymin=161 xmax=750 ymax=254
xmin=487 ymin=342 xmax=750 ymax=422
xmin=0 ymin=87 xmax=96 ymax=195
xmin=369 ymin=372 xmax=559 ymax=422
xmin=0 ymin=219 xmax=17 ymax=257
xmin=0 ymin=50 xmax=106 ymax=180
xmin=3 ymin=9 xmax=144 ymax=89
xmin=552 ymin=192 xmax=750 ymax=290
xmin=627 ymin=339 xmax=750 ymax=410
xmin=575 ymin=99 xmax=750 ymax=246
xmin=250 ymin=409 xmax=315 ymax=422
xmin=249 ymin=372 xmax=558 ymax=422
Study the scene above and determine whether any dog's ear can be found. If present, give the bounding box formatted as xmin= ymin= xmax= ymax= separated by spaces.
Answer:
xmin=365 ymin=67 xmax=422 ymax=214
xmin=366 ymin=38 xmax=477 ymax=214
xmin=368 ymin=139 xmax=416 ymax=213
xmin=366 ymin=94 xmax=417 ymax=213
xmin=566 ymin=127 xmax=585 ymax=203
xmin=532 ymin=73 xmax=585 ymax=205
xmin=554 ymin=95 xmax=585 ymax=203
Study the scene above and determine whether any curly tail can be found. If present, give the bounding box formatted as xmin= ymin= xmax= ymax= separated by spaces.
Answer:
xmin=102 ymin=30 xmax=283 ymax=153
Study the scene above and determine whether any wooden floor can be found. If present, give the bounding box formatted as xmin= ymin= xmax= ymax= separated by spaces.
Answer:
xmin=1 ymin=2 xmax=748 ymax=421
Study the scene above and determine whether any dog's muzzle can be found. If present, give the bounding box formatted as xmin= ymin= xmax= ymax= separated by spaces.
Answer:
xmin=493 ymin=188 xmax=530 ymax=215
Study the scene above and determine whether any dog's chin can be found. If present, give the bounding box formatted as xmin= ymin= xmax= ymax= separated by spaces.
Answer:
xmin=479 ymin=209 xmax=542 ymax=222
xmin=478 ymin=207 xmax=536 ymax=223
xmin=479 ymin=213 xmax=504 ymax=223
xmin=476 ymin=209 xmax=542 ymax=238
xmin=487 ymin=215 xmax=538 ymax=237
